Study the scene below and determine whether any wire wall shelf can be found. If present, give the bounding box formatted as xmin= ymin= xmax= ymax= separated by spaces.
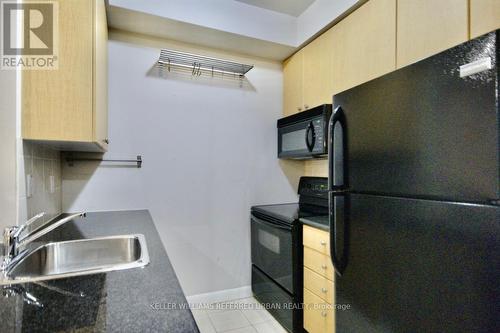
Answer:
xmin=157 ymin=49 xmax=253 ymax=78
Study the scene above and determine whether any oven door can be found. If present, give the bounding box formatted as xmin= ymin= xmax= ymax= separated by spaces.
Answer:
xmin=251 ymin=213 xmax=293 ymax=293
xmin=252 ymin=265 xmax=293 ymax=332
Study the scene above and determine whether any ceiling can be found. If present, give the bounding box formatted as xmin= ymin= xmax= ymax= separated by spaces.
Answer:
xmin=234 ymin=0 xmax=316 ymax=17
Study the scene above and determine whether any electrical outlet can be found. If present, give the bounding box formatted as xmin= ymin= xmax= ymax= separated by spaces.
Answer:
xmin=26 ymin=174 xmax=33 ymax=198
xmin=49 ymin=175 xmax=55 ymax=194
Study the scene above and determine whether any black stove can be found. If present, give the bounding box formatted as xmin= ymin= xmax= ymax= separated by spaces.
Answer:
xmin=251 ymin=177 xmax=328 ymax=223
xmin=250 ymin=177 xmax=328 ymax=333
xmin=251 ymin=202 xmax=328 ymax=224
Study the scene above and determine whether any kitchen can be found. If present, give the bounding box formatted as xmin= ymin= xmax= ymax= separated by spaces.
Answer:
xmin=0 ymin=0 xmax=499 ymax=332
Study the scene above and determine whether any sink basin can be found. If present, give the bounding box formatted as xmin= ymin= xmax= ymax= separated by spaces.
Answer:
xmin=1 ymin=234 xmax=149 ymax=285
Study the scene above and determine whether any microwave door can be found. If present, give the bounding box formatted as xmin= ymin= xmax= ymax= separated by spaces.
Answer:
xmin=278 ymin=120 xmax=313 ymax=158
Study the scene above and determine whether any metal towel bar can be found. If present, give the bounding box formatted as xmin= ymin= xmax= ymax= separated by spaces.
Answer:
xmin=66 ymin=155 xmax=142 ymax=168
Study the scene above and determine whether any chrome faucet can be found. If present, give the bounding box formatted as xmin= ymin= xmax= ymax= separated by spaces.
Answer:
xmin=1 ymin=212 xmax=86 ymax=270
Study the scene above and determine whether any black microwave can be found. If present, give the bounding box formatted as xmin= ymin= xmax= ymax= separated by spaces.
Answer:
xmin=277 ymin=104 xmax=332 ymax=159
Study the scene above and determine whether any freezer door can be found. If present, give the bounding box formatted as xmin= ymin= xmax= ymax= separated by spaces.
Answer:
xmin=334 ymin=194 xmax=500 ymax=333
xmin=333 ymin=31 xmax=499 ymax=203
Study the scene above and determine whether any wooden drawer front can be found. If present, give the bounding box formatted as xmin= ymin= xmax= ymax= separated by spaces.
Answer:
xmin=304 ymin=288 xmax=334 ymax=333
xmin=303 ymin=226 xmax=330 ymax=255
xmin=304 ymin=247 xmax=334 ymax=281
xmin=304 ymin=267 xmax=334 ymax=304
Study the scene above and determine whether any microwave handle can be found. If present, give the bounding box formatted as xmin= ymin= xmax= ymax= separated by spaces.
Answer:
xmin=305 ymin=121 xmax=315 ymax=152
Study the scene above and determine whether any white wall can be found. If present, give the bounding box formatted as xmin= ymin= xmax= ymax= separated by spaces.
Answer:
xmin=62 ymin=34 xmax=298 ymax=296
xmin=297 ymin=0 xmax=359 ymax=43
xmin=0 ymin=68 xmax=17 ymax=230
xmin=110 ymin=0 xmax=362 ymax=52
xmin=110 ymin=0 xmax=297 ymax=46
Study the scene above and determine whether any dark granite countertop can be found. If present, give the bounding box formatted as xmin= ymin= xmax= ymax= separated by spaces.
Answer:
xmin=300 ymin=215 xmax=330 ymax=231
xmin=0 ymin=210 xmax=199 ymax=333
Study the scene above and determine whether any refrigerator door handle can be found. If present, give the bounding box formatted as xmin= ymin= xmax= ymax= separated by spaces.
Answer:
xmin=328 ymin=106 xmax=346 ymax=191
xmin=328 ymin=105 xmax=348 ymax=276
xmin=329 ymin=191 xmax=349 ymax=276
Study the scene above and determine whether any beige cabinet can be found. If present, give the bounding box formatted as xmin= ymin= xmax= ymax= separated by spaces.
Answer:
xmin=396 ymin=0 xmax=468 ymax=68
xmin=283 ymin=31 xmax=335 ymax=116
xmin=303 ymin=225 xmax=335 ymax=333
xmin=302 ymin=30 xmax=335 ymax=109
xmin=331 ymin=0 xmax=396 ymax=95
xmin=304 ymin=288 xmax=334 ymax=333
xmin=283 ymin=50 xmax=304 ymax=117
xmin=470 ymin=0 xmax=500 ymax=38
xmin=22 ymin=0 xmax=108 ymax=152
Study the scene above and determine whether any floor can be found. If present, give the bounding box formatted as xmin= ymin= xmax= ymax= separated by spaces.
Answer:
xmin=191 ymin=297 xmax=288 ymax=333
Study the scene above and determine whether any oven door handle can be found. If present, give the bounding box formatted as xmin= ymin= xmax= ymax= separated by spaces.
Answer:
xmin=251 ymin=214 xmax=292 ymax=230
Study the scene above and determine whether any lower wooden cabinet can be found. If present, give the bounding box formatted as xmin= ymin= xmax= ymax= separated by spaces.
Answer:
xmin=304 ymin=267 xmax=335 ymax=304
xmin=304 ymin=288 xmax=334 ymax=333
xmin=304 ymin=246 xmax=335 ymax=280
xmin=303 ymin=225 xmax=330 ymax=255
xmin=303 ymin=225 xmax=335 ymax=333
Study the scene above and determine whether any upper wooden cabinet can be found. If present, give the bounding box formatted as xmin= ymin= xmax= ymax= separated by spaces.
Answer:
xmin=331 ymin=0 xmax=396 ymax=95
xmin=396 ymin=0 xmax=468 ymax=68
xmin=302 ymin=30 xmax=335 ymax=109
xmin=470 ymin=0 xmax=500 ymax=38
xmin=283 ymin=50 xmax=304 ymax=117
xmin=22 ymin=0 xmax=108 ymax=152
xmin=283 ymin=31 xmax=335 ymax=116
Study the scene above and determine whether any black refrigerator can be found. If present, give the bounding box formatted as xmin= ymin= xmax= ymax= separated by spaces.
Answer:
xmin=328 ymin=30 xmax=500 ymax=332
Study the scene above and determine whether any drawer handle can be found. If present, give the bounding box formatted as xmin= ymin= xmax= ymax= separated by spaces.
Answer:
xmin=321 ymin=311 xmax=327 ymax=317
xmin=321 ymin=264 xmax=327 ymax=270
xmin=320 ymin=240 xmax=326 ymax=245
xmin=321 ymin=288 xmax=328 ymax=293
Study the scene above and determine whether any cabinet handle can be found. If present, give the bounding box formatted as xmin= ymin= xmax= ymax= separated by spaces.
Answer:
xmin=321 ymin=288 xmax=328 ymax=293
xmin=104 ymin=138 xmax=109 ymax=144
xmin=321 ymin=264 xmax=327 ymax=270
xmin=320 ymin=240 xmax=326 ymax=246
xmin=304 ymin=104 xmax=309 ymax=109
xmin=321 ymin=311 xmax=327 ymax=317
xmin=297 ymin=106 xmax=302 ymax=111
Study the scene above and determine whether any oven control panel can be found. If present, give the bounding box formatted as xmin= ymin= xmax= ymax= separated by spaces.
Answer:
xmin=298 ymin=177 xmax=328 ymax=199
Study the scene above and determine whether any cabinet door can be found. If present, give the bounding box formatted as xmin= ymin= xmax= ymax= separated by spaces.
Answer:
xmin=331 ymin=0 xmax=396 ymax=95
xmin=93 ymin=0 xmax=108 ymax=148
xmin=470 ymin=0 xmax=500 ymax=38
xmin=302 ymin=29 xmax=334 ymax=109
xmin=283 ymin=50 xmax=303 ymax=116
xmin=22 ymin=0 xmax=93 ymax=142
xmin=304 ymin=288 xmax=334 ymax=333
xmin=397 ymin=0 xmax=468 ymax=68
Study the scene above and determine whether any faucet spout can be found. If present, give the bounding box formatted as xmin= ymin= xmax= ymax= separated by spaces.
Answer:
xmin=3 ymin=212 xmax=86 ymax=260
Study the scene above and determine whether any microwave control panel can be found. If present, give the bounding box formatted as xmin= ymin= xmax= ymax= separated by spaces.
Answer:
xmin=310 ymin=117 xmax=325 ymax=153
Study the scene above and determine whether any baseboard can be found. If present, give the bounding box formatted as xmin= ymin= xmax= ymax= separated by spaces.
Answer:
xmin=186 ymin=286 xmax=252 ymax=305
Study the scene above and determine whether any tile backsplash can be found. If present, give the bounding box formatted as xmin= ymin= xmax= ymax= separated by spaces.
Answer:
xmin=18 ymin=141 xmax=62 ymax=224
